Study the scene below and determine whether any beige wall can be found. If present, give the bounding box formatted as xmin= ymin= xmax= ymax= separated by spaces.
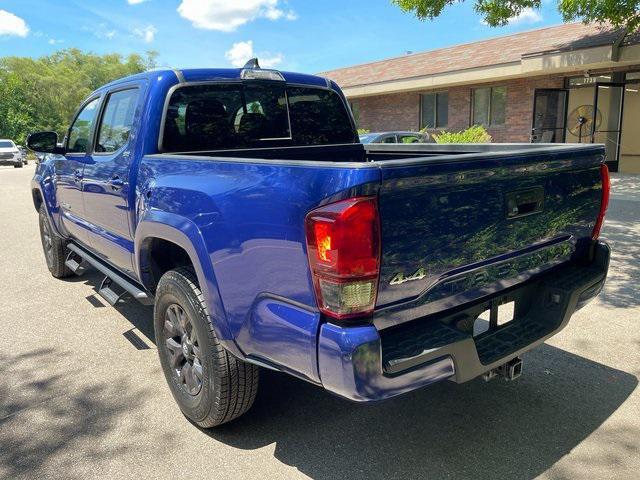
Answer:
xmin=620 ymin=85 xmax=640 ymax=173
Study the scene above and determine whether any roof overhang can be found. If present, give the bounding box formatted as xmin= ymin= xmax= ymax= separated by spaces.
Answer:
xmin=341 ymin=43 xmax=640 ymax=98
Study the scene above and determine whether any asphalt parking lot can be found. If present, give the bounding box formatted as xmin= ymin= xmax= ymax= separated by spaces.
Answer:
xmin=0 ymin=164 xmax=638 ymax=480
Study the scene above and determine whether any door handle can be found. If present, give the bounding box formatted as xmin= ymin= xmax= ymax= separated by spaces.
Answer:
xmin=506 ymin=187 xmax=544 ymax=219
xmin=108 ymin=176 xmax=125 ymax=191
xmin=74 ymin=170 xmax=83 ymax=181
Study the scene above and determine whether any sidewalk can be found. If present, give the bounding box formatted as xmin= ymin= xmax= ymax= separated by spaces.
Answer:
xmin=611 ymin=173 xmax=640 ymax=202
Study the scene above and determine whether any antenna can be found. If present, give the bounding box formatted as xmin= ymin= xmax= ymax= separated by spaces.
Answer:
xmin=243 ymin=58 xmax=260 ymax=69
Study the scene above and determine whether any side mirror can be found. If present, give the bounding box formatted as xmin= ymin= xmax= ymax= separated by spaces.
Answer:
xmin=27 ymin=131 xmax=64 ymax=154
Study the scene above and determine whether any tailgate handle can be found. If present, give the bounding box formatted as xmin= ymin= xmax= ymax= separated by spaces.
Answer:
xmin=506 ymin=187 xmax=544 ymax=219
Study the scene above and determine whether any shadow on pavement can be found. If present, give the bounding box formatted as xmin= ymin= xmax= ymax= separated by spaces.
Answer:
xmin=72 ymin=270 xmax=156 ymax=345
xmin=202 ymin=345 xmax=637 ymax=480
xmin=0 ymin=348 xmax=153 ymax=479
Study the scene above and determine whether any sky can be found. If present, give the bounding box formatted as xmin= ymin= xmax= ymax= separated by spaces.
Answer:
xmin=0 ymin=0 xmax=567 ymax=73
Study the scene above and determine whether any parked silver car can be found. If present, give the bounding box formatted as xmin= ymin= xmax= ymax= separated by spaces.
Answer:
xmin=359 ymin=131 xmax=432 ymax=144
xmin=0 ymin=139 xmax=23 ymax=168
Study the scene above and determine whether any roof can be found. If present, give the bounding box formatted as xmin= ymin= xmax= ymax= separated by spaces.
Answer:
xmin=100 ymin=68 xmax=330 ymax=91
xmin=319 ymin=23 xmax=633 ymax=89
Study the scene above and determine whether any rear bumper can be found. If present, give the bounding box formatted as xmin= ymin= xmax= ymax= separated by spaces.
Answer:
xmin=318 ymin=241 xmax=610 ymax=402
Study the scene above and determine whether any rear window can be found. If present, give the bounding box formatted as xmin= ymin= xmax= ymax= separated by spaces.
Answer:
xmin=162 ymin=83 xmax=356 ymax=152
xmin=0 ymin=141 xmax=15 ymax=148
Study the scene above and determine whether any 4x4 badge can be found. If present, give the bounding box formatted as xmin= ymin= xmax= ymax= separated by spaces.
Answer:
xmin=390 ymin=267 xmax=427 ymax=285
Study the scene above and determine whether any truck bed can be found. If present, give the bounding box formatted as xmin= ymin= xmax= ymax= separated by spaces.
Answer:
xmin=150 ymin=143 xmax=604 ymax=333
xmin=161 ymin=141 xmax=601 ymax=164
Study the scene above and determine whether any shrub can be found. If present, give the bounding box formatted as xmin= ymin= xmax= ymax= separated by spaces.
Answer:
xmin=357 ymin=128 xmax=370 ymax=135
xmin=432 ymin=125 xmax=492 ymax=144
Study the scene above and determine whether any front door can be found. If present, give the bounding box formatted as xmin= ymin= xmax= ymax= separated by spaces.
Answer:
xmin=56 ymin=96 xmax=102 ymax=245
xmin=531 ymin=89 xmax=568 ymax=143
xmin=82 ymin=87 xmax=140 ymax=276
xmin=593 ymin=83 xmax=624 ymax=171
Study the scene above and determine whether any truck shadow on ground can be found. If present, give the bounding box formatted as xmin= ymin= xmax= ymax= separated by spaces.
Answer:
xmin=205 ymin=347 xmax=637 ymax=480
xmin=72 ymin=281 xmax=638 ymax=479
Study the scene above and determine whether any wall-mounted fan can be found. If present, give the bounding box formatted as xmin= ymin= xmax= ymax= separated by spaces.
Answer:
xmin=568 ymin=105 xmax=602 ymax=142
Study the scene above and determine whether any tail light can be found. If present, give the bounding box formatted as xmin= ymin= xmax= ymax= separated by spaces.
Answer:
xmin=305 ymin=197 xmax=380 ymax=320
xmin=591 ymin=163 xmax=610 ymax=240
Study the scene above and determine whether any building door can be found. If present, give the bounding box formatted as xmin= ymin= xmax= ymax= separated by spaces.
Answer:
xmin=593 ymin=83 xmax=624 ymax=172
xmin=620 ymin=75 xmax=640 ymax=173
xmin=531 ymin=89 xmax=568 ymax=143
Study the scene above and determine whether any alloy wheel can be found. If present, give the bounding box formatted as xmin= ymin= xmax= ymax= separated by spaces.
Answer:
xmin=41 ymin=218 xmax=54 ymax=266
xmin=163 ymin=303 xmax=203 ymax=395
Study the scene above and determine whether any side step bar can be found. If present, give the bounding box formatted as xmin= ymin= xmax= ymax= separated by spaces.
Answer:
xmin=67 ymin=243 xmax=154 ymax=306
xmin=65 ymin=251 xmax=89 ymax=276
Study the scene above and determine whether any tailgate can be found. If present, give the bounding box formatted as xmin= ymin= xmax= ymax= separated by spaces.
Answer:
xmin=375 ymin=145 xmax=604 ymax=326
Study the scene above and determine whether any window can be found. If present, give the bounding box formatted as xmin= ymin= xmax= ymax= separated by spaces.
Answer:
xmin=350 ymin=101 xmax=360 ymax=127
xmin=68 ymin=97 xmax=100 ymax=153
xmin=420 ymin=92 xmax=448 ymax=129
xmin=162 ymin=83 xmax=356 ymax=152
xmin=286 ymin=87 xmax=355 ymax=145
xmin=96 ymin=89 xmax=139 ymax=153
xmin=382 ymin=135 xmax=396 ymax=143
xmin=398 ymin=134 xmax=421 ymax=144
xmin=472 ymin=86 xmax=506 ymax=126
xmin=0 ymin=141 xmax=15 ymax=148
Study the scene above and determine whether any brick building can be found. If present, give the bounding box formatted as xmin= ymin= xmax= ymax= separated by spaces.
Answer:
xmin=320 ymin=23 xmax=640 ymax=172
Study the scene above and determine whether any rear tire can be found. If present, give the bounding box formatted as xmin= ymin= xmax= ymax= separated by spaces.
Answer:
xmin=154 ymin=268 xmax=259 ymax=427
xmin=38 ymin=204 xmax=72 ymax=278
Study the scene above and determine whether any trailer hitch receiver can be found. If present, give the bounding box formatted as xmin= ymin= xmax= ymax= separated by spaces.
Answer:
xmin=483 ymin=357 xmax=523 ymax=382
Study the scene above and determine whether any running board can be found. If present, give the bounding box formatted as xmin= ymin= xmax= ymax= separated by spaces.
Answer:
xmin=98 ymin=276 xmax=129 ymax=306
xmin=65 ymin=251 xmax=89 ymax=276
xmin=67 ymin=243 xmax=154 ymax=306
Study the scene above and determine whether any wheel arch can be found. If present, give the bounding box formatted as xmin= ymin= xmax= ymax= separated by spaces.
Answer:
xmin=32 ymin=187 xmax=44 ymax=213
xmin=135 ymin=212 xmax=238 ymax=354
xmin=31 ymin=174 xmax=65 ymax=237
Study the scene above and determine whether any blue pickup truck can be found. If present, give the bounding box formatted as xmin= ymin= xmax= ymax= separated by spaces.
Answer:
xmin=28 ymin=61 xmax=610 ymax=427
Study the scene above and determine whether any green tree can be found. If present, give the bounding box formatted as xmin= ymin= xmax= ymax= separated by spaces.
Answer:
xmin=0 ymin=49 xmax=157 ymax=144
xmin=392 ymin=0 xmax=640 ymax=31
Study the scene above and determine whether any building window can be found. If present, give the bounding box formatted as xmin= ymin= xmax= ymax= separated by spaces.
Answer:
xmin=350 ymin=101 xmax=360 ymax=128
xmin=472 ymin=86 xmax=506 ymax=126
xmin=420 ymin=92 xmax=448 ymax=129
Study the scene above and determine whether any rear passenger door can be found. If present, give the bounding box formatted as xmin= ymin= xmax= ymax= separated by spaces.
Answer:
xmin=82 ymin=86 xmax=141 ymax=276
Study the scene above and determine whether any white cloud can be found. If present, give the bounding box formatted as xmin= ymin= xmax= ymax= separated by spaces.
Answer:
xmin=508 ymin=7 xmax=543 ymax=25
xmin=85 ymin=23 xmax=117 ymax=40
xmin=225 ymin=40 xmax=283 ymax=68
xmin=177 ymin=0 xmax=296 ymax=32
xmin=48 ymin=38 xmax=63 ymax=45
xmin=0 ymin=10 xmax=29 ymax=37
xmin=133 ymin=24 xmax=157 ymax=43
xmin=127 ymin=0 xmax=149 ymax=4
